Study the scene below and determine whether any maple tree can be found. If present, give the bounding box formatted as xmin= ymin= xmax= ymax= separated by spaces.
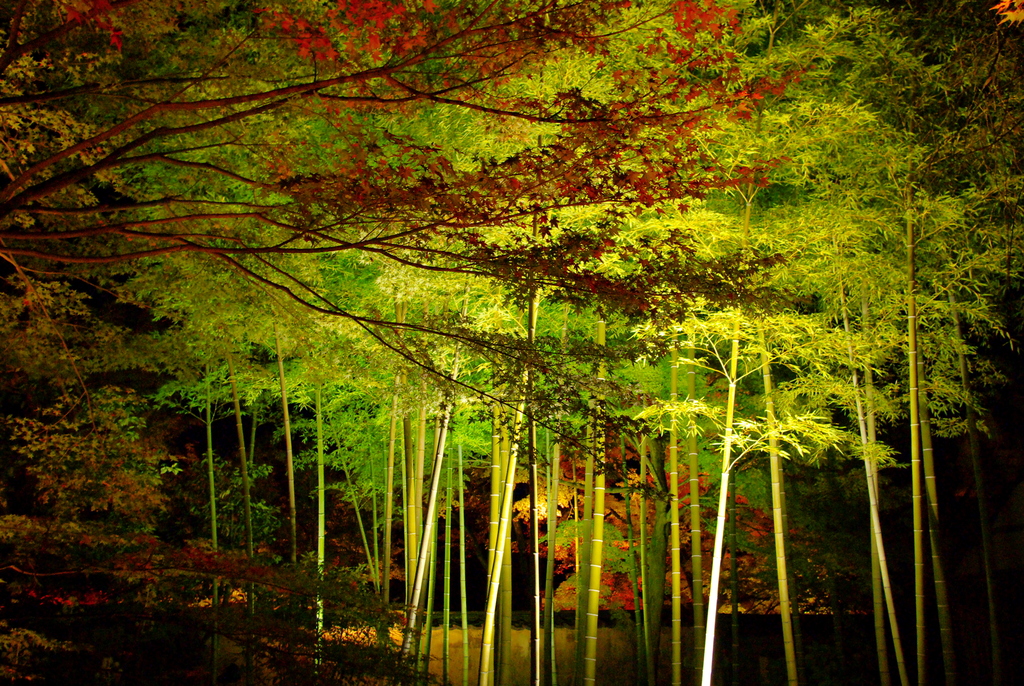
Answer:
xmin=0 ymin=0 xmax=773 ymax=328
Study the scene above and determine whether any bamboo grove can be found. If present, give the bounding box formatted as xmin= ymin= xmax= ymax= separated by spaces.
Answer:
xmin=1 ymin=1 xmax=1022 ymax=685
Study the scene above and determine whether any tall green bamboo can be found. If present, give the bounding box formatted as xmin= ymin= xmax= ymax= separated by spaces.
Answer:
xmin=700 ymin=322 xmax=741 ymax=686
xmin=403 ymin=416 xmax=413 ymax=605
xmin=347 ymin=470 xmax=377 ymax=591
xmin=444 ymin=462 xmax=453 ymax=686
xmin=758 ymin=333 xmax=798 ymax=686
xmin=544 ymin=444 xmax=561 ymax=686
xmin=273 ymin=324 xmax=298 ymax=565
xmin=419 ymin=529 xmax=438 ymax=677
xmin=916 ymin=355 xmax=956 ymax=684
xmin=583 ymin=317 xmax=607 ymax=686
xmin=686 ymin=342 xmax=704 ymax=686
xmin=849 ymin=293 xmax=910 ymax=686
xmin=949 ymin=292 xmax=1001 ymax=685
xmin=458 ymin=445 xmax=470 ymax=686
xmin=669 ymin=346 xmax=683 ymax=686
xmin=315 ymin=387 xmax=326 ymax=643
xmin=478 ymin=402 xmax=525 ymax=686
xmin=226 ymin=355 xmax=253 ymax=683
xmin=638 ymin=438 xmax=655 ymax=686
xmin=381 ymin=301 xmax=406 ymax=601
xmin=575 ymin=393 xmax=598 ymax=681
xmin=528 ymin=295 xmax=542 ymax=686
xmin=499 ymin=424 xmax=513 ymax=686
xmin=401 ymin=404 xmax=453 ymax=653
xmin=483 ymin=405 xmax=502 ymax=682
xmin=227 ymin=356 xmax=253 ymax=558
xmin=907 ymin=215 xmax=927 ymax=686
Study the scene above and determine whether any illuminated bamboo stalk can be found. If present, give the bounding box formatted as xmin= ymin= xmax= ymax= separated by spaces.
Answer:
xmin=420 ymin=528 xmax=438 ymax=676
xmin=848 ymin=292 xmax=909 ymax=686
xmin=500 ymin=521 xmax=513 ymax=685
xmin=403 ymin=417 xmax=413 ymax=605
xmin=499 ymin=422 xmax=513 ymax=685
xmin=382 ymin=302 xmax=405 ymax=600
xmin=669 ymin=345 xmax=683 ymax=686
xmin=444 ymin=461 xmax=453 ymax=686
xmin=686 ymin=341 xmax=704 ymax=686
xmin=779 ymin=457 xmax=806 ymax=685
xmin=349 ymin=474 xmax=376 ymax=587
xmin=528 ymin=294 xmax=542 ymax=686
xmin=483 ymin=405 xmax=501 ymax=680
xmin=915 ymin=355 xmax=956 ymax=685
xmin=226 ymin=354 xmax=253 ymax=683
xmin=545 ymin=434 xmax=561 ymax=686
xmin=639 ymin=438 xmax=655 ymax=686
xmin=458 ymin=445 xmax=470 ymax=686
xmin=700 ymin=324 xmax=740 ymax=686
xmin=497 ymin=421 xmax=512 ymax=683
xmin=414 ymin=394 xmax=428 ymax=586
xmin=315 ymin=387 xmax=326 ymax=643
xmin=273 ymin=323 xmax=298 ymax=565
xmin=371 ymin=458 xmax=379 ymax=592
xmin=758 ymin=332 xmax=797 ymax=686
xmin=402 ymin=405 xmax=452 ymax=653
xmin=227 ymin=356 xmax=252 ymax=558
xmin=583 ymin=318 xmax=607 ymax=686
xmin=866 ymin=447 xmax=911 ymax=686
xmin=247 ymin=406 xmax=257 ymax=466
xmin=949 ymin=291 xmax=1001 ymax=685
xmin=478 ymin=404 xmax=525 ymax=686
xmin=907 ymin=215 xmax=926 ymax=686
xmin=576 ymin=400 xmax=597 ymax=678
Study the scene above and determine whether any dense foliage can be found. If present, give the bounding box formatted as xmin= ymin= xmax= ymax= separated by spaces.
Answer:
xmin=2 ymin=1 xmax=1022 ymax=685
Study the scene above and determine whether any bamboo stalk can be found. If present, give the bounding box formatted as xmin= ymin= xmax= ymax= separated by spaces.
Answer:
xmin=382 ymin=301 xmax=404 ymax=601
xmin=907 ymin=215 xmax=927 ymax=686
xmin=849 ymin=293 xmax=910 ymax=686
xmin=402 ymin=416 xmax=413 ymax=606
xmin=458 ymin=445 xmax=470 ymax=686
xmin=545 ymin=435 xmax=561 ymax=686
xmin=273 ymin=323 xmax=298 ymax=565
xmin=583 ymin=318 xmax=608 ymax=686
xmin=500 ymin=424 xmax=513 ymax=686
xmin=315 ymin=387 xmax=326 ymax=645
xmin=669 ymin=346 xmax=683 ymax=686
xmin=484 ymin=405 xmax=501 ymax=681
xmin=758 ymin=333 xmax=798 ymax=686
xmin=227 ymin=356 xmax=252 ymax=558
xmin=444 ymin=461 xmax=453 ymax=686
xmin=401 ymin=404 xmax=453 ymax=653
xmin=916 ymin=355 xmax=957 ymax=684
xmin=686 ymin=341 xmax=704 ymax=686
xmin=949 ymin=291 xmax=1001 ymax=685
xmin=700 ymin=325 xmax=740 ymax=686
xmin=638 ymin=438 xmax=655 ymax=686
xmin=420 ymin=528 xmax=438 ymax=677
xmin=528 ymin=295 xmax=542 ymax=686
xmin=478 ymin=403 xmax=525 ymax=686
